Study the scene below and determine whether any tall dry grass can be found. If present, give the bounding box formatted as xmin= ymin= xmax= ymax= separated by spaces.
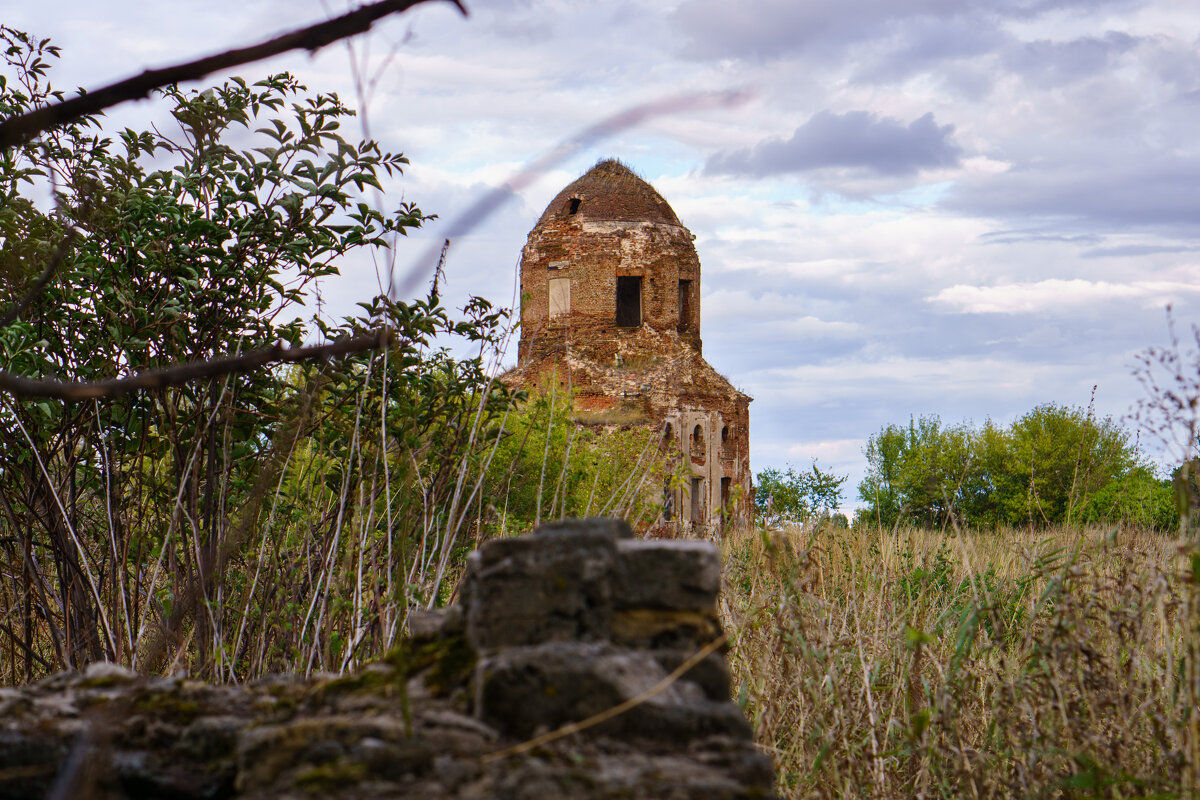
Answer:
xmin=718 ymin=522 xmax=1187 ymax=798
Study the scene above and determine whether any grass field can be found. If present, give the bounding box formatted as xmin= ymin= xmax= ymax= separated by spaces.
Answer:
xmin=718 ymin=522 xmax=1191 ymax=798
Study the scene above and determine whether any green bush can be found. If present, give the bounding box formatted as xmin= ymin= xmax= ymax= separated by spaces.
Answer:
xmin=754 ymin=461 xmax=847 ymax=527
xmin=0 ymin=29 xmax=513 ymax=680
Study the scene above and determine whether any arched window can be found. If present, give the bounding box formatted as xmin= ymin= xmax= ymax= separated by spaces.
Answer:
xmin=721 ymin=424 xmax=729 ymax=444
xmin=567 ymin=198 xmax=581 ymax=215
xmin=691 ymin=424 xmax=705 ymax=460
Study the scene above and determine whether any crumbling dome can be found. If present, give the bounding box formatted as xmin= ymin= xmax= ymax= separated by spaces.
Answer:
xmin=518 ymin=159 xmax=702 ymax=364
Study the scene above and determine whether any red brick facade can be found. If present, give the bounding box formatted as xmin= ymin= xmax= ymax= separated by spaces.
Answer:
xmin=503 ymin=160 xmax=753 ymax=528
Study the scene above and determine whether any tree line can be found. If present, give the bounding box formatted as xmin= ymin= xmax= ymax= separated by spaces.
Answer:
xmin=856 ymin=404 xmax=1176 ymax=530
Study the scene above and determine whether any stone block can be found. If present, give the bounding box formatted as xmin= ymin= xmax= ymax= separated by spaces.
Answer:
xmin=533 ymin=517 xmax=633 ymax=540
xmin=649 ymin=649 xmax=731 ymax=702
xmin=614 ymin=539 xmax=721 ymax=612
xmin=408 ymin=606 xmax=464 ymax=640
xmin=475 ymin=641 xmax=751 ymax=743
xmin=611 ymin=607 xmax=722 ymax=649
xmin=465 ymin=521 xmax=622 ymax=650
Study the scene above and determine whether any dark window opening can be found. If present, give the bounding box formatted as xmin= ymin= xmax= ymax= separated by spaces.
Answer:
xmin=663 ymin=423 xmax=674 ymax=442
xmin=721 ymin=425 xmax=729 ymax=443
xmin=663 ymin=481 xmax=674 ymax=521
xmin=690 ymin=477 xmax=703 ymax=522
xmin=721 ymin=477 xmax=732 ymax=527
xmin=567 ymin=198 xmax=581 ymax=215
xmin=616 ymin=276 xmax=642 ymax=327
xmin=691 ymin=424 xmax=705 ymax=461
xmin=678 ymin=279 xmax=693 ymax=332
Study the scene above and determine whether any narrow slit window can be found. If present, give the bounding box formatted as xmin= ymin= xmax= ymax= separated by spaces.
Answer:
xmin=615 ymin=276 xmax=642 ymax=327
xmin=678 ymin=279 xmax=693 ymax=332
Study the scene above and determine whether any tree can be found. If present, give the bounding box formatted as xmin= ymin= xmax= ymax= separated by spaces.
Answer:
xmin=856 ymin=404 xmax=1161 ymax=531
xmin=1003 ymin=403 xmax=1135 ymax=526
xmin=857 ymin=416 xmax=974 ymax=529
xmin=755 ymin=461 xmax=847 ymax=528
xmin=0 ymin=27 xmax=510 ymax=680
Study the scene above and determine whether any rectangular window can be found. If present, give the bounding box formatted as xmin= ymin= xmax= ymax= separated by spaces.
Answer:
xmin=549 ymin=277 xmax=570 ymax=318
xmin=690 ymin=476 xmax=703 ymax=522
xmin=615 ymin=276 xmax=642 ymax=327
xmin=678 ymin=279 xmax=693 ymax=332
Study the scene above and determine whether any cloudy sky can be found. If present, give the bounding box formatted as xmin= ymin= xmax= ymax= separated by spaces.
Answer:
xmin=11 ymin=0 xmax=1200 ymax=507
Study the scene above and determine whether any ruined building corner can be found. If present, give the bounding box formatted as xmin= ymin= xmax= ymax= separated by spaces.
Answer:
xmin=502 ymin=158 xmax=753 ymax=529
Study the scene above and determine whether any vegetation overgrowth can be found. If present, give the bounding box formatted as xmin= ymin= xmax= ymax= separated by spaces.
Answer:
xmin=0 ymin=27 xmax=678 ymax=686
xmin=0 ymin=28 xmax=524 ymax=682
xmin=477 ymin=384 xmax=672 ymax=537
xmin=735 ymin=323 xmax=1200 ymax=796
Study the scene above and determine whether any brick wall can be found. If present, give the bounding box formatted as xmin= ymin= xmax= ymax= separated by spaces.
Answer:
xmin=506 ymin=161 xmax=754 ymax=529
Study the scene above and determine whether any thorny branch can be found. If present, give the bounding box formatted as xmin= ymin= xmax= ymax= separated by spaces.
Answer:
xmin=0 ymin=0 xmax=463 ymax=400
xmin=0 ymin=330 xmax=391 ymax=401
xmin=0 ymin=0 xmax=466 ymax=151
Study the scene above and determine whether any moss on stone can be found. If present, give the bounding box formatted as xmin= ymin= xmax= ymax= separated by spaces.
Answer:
xmin=133 ymin=691 xmax=201 ymax=724
xmin=387 ymin=633 xmax=476 ymax=697
xmin=293 ymin=760 xmax=366 ymax=793
xmin=320 ymin=668 xmax=398 ymax=697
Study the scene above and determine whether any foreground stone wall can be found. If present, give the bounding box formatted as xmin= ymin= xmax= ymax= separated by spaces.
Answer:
xmin=0 ymin=519 xmax=774 ymax=799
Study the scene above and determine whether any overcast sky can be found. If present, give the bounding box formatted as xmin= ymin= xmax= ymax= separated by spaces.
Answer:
xmin=10 ymin=0 xmax=1200 ymax=508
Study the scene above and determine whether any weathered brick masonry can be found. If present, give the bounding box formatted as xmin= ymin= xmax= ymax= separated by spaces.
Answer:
xmin=503 ymin=160 xmax=753 ymax=527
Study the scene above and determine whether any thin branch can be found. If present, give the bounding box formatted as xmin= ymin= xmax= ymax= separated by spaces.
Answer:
xmin=0 ymin=228 xmax=79 ymax=329
xmin=480 ymin=634 xmax=729 ymax=764
xmin=0 ymin=329 xmax=391 ymax=401
xmin=0 ymin=0 xmax=466 ymax=151
xmin=391 ymin=88 xmax=751 ymax=300
xmin=138 ymin=373 xmax=327 ymax=673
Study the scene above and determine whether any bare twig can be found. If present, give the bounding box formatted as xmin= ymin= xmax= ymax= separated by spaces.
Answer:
xmin=0 ymin=329 xmax=391 ymax=400
xmin=0 ymin=228 xmax=79 ymax=329
xmin=138 ymin=373 xmax=327 ymax=673
xmin=0 ymin=0 xmax=466 ymax=151
xmin=391 ymin=89 xmax=751 ymax=300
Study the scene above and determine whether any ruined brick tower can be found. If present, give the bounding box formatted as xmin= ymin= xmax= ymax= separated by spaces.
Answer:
xmin=505 ymin=159 xmax=752 ymax=528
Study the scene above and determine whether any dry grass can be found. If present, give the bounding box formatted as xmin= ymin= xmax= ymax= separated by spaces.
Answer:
xmin=717 ymin=522 xmax=1189 ymax=798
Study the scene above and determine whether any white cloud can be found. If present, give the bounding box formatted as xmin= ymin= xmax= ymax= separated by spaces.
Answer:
xmin=784 ymin=438 xmax=866 ymax=465
xmin=929 ymin=278 xmax=1200 ymax=314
